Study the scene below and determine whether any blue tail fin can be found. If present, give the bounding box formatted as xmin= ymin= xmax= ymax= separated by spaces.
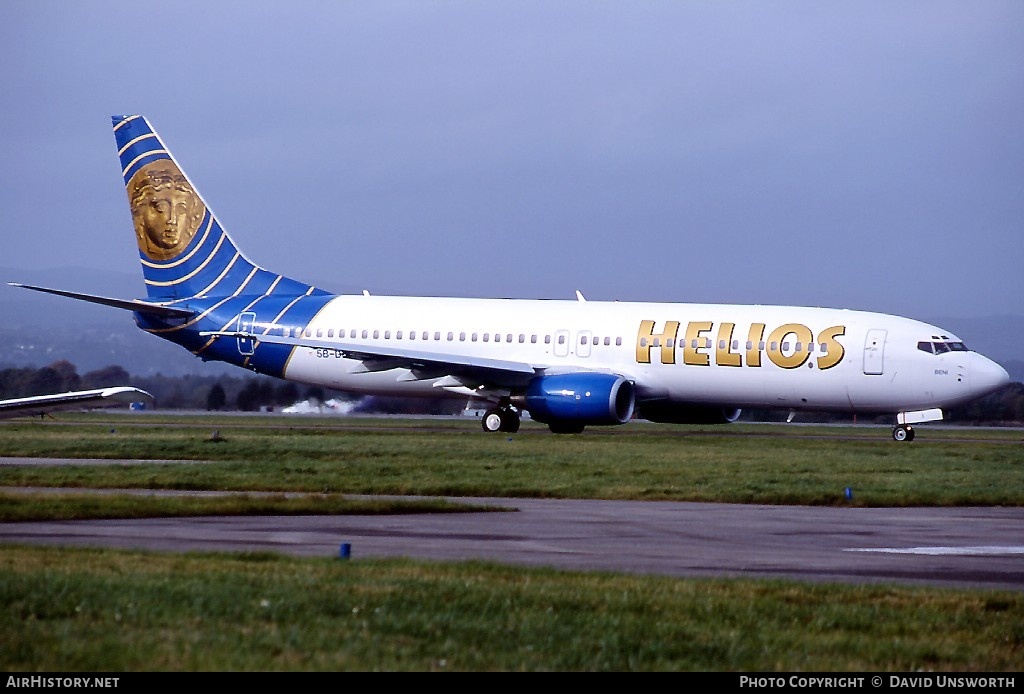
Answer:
xmin=112 ymin=115 xmax=325 ymax=301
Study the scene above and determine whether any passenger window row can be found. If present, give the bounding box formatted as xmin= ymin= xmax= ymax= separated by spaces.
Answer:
xmin=291 ymin=326 xmax=624 ymax=348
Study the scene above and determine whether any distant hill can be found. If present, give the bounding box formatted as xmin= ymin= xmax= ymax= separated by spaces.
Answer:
xmin=2 ymin=266 xmax=1021 ymax=381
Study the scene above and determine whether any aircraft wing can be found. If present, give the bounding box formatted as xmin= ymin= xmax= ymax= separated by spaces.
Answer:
xmin=200 ymin=330 xmax=542 ymax=389
xmin=0 ymin=387 xmax=154 ymax=420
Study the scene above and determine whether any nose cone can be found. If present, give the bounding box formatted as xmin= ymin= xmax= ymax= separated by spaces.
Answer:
xmin=973 ymin=356 xmax=1011 ymax=397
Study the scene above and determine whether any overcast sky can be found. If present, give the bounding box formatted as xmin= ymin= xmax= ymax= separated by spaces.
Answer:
xmin=2 ymin=1 xmax=1022 ymax=322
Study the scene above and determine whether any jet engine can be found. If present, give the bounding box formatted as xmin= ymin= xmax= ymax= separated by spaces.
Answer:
xmin=514 ymin=373 xmax=636 ymax=430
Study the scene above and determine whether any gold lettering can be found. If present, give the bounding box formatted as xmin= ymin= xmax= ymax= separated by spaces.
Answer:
xmin=746 ymin=323 xmax=765 ymax=367
xmin=636 ymin=320 xmax=680 ymax=364
xmin=816 ymin=325 xmax=846 ymax=370
xmin=683 ymin=321 xmax=713 ymax=366
xmin=716 ymin=323 xmax=741 ymax=367
xmin=637 ymin=319 xmax=846 ymax=371
xmin=766 ymin=323 xmax=813 ymax=369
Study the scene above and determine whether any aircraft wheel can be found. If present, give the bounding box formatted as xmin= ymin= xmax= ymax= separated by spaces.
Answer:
xmin=892 ymin=425 xmax=912 ymax=442
xmin=482 ymin=409 xmax=504 ymax=432
xmin=906 ymin=426 xmax=915 ymax=441
xmin=499 ymin=409 xmax=521 ymax=433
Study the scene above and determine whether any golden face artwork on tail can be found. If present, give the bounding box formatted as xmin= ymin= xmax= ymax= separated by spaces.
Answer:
xmin=127 ymin=160 xmax=205 ymax=261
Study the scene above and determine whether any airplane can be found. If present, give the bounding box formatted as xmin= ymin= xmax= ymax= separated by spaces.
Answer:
xmin=0 ymin=386 xmax=153 ymax=420
xmin=8 ymin=115 xmax=1011 ymax=440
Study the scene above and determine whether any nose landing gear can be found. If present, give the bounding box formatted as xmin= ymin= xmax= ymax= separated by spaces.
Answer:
xmin=892 ymin=424 xmax=915 ymax=442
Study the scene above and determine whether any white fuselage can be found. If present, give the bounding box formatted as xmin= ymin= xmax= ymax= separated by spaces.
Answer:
xmin=280 ymin=295 xmax=1007 ymax=415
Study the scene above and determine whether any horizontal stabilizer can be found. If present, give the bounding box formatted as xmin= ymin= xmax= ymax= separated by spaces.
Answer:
xmin=8 ymin=283 xmax=194 ymax=318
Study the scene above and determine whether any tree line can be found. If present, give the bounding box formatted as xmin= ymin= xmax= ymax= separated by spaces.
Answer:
xmin=0 ymin=360 xmax=1021 ymax=424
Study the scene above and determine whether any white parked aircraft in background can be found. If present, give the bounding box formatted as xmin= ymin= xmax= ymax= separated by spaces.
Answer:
xmin=9 ymin=116 xmax=1010 ymax=440
xmin=0 ymin=387 xmax=152 ymax=420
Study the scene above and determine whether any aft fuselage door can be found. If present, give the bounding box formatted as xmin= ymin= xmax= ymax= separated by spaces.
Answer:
xmin=863 ymin=328 xmax=886 ymax=375
xmin=236 ymin=311 xmax=256 ymax=356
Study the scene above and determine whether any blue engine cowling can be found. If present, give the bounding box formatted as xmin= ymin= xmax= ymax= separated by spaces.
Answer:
xmin=636 ymin=402 xmax=742 ymax=424
xmin=518 ymin=373 xmax=636 ymax=426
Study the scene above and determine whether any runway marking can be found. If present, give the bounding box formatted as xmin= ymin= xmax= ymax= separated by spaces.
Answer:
xmin=845 ymin=546 xmax=1024 ymax=556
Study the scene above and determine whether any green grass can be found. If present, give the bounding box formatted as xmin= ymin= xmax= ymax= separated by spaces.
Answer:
xmin=2 ymin=545 xmax=1022 ymax=671
xmin=2 ymin=414 xmax=1023 ymax=671
xmin=1 ymin=415 xmax=1021 ymax=509
xmin=0 ymin=491 xmax=506 ymax=522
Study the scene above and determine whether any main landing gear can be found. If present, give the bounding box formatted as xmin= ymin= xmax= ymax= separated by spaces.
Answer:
xmin=892 ymin=424 xmax=915 ymax=442
xmin=482 ymin=406 xmax=521 ymax=433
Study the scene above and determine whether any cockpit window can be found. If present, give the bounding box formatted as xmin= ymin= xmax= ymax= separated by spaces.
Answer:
xmin=918 ymin=340 xmax=968 ymax=355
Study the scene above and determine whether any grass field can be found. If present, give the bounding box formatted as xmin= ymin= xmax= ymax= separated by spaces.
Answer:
xmin=2 ymin=413 xmax=1022 ymax=671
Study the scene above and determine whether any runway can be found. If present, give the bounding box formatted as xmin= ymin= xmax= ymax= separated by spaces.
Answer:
xmin=3 ymin=488 xmax=1023 ymax=592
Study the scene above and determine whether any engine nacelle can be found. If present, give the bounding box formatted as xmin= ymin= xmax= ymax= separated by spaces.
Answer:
xmin=517 ymin=373 xmax=636 ymax=426
xmin=637 ymin=402 xmax=742 ymax=424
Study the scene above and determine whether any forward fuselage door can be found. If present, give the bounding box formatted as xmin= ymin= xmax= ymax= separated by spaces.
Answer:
xmin=863 ymin=328 xmax=886 ymax=375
